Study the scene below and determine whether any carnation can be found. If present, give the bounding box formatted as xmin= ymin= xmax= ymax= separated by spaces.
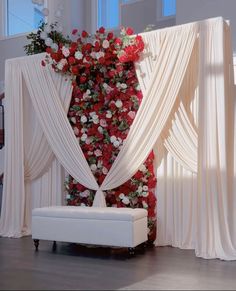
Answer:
xmin=62 ymin=46 xmax=70 ymax=57
xmin=102 ymin=39 xmax=110 ymax=49
xmin=115 ymin=100 xmax=123 ymax=108
xmin=75 ymin=51 xmax=83 ymax=60
xmin=80 ymin=115 xmax=87 ymax=123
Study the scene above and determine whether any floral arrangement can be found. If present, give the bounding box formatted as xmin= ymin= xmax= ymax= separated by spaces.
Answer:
xmin=24 ymin=22 xmax=69 ymax=55
xmin=44 ymin=26 xmax=157 ymax=242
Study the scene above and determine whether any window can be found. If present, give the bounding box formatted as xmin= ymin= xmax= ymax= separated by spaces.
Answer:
xmin=3 ymin=0 xmax=44 ymax=37
xmin=97 ymin=0 xmax=176 ymax=30
xmin=98 ymin=0 xmax=120 ymax=29
xmin=162 ymin=0 xmax=176 ymax=17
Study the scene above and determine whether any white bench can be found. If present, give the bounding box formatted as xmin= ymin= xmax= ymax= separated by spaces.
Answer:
xmin=32 ymin=206 xmax=148 ymax=254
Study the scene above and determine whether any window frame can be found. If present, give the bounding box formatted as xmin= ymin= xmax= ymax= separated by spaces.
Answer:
xmin=0 ymin=0 xmax=49 ymax=40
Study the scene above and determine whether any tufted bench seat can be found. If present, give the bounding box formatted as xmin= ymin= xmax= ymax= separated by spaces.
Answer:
xmin=32 ymin=206 xmax=148 ymax=253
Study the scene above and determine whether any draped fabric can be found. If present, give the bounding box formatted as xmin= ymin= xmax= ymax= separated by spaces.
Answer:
xmin=0 ymin=17 xmax=236 ymax=260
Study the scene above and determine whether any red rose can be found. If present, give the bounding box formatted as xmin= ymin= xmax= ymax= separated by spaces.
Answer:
xmin=126 ymin=27 xmax=134 ymax=35
xmin=115 ymin=38 xmax=122 ymax=46
xmin=80 ymin=76 xmax=87 ymax=83
xmin=71 ymin=66 xmax=79 ymax=75
xmin=82 ymin=30 xmax=88 ymax=38
xmin=41 ymin=60 xmax=46 ymax=67
xmin=68 ymin=56 xmax=76 ymax=65
xmin=98 ymin=26 xmax=105 ymax=34
xmin=72 ymin=29 xmax=78 ymax=35
xmin=107 ymin=32 xmax=114 ymax=40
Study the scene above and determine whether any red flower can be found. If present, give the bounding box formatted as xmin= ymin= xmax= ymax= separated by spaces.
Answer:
xmin=126 ymin=27 xmax=134 ymax=35
xmin=72 ymin=29 xmax=78 ymax=35
xmin=98 ymin=27 xmax=105 ymax=34
xmin=82 ymin=30 xmax=88 ymax=38
xmin=41 ymin=60 xmax=46 ymax=67
xmin=80 ymin=76 xmax=87 ymax=83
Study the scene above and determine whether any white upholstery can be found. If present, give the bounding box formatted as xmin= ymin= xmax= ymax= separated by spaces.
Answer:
xmin=32 ymin=206 xmax=148 ymax=248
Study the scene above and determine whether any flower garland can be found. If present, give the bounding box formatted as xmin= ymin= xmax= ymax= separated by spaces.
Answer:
xmin=44 ymin=26 xmax=157 ymax=242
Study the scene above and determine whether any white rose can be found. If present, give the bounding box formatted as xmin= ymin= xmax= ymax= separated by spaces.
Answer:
xmin=94 ymin=149 xmax=102 ymax=157
xmin=81 ymin=128 xmax=87 ymax=133
xmin=143 ymin=185 xmax=148 ymax=191
xmin=62 ymin=46 xmax=70 ymax=57
xmin=73 ymin=127 xmax=79 ymax=135
xmin=120 ymin=83 xmax=127 ymax=89
xmin=97 ymin=160 xmax=103 ymax=169
xmin=85 ymin=138 xmax=91 ymax=144
xmin=128 ymin=111 xmax=136 ymax=119
xmin=100 ymin=119 xmax=107 ymax=127
xmin=90 ymin=111 xmax=97 ymax=117
xmin=115 ymin=100 xmax=123 ymax=108
xmin=96 ymin=51 xmax=105 ymax=59
xmin=113 ymin=140 xmax=120 ymax=148
xmin=142 ymin=201 xmax=148 ymax=209
xmin=139 ymin=164 xmax=147 ymax=172
xmin=110 ymin=136 xmax=117 ymax=143
xmin=119 ymin=193 xmax=125 ymax=199
xmin=90 ymin=164 xmax=97 ymax=171
xmin=90 ymin=52 xmax=97 ymax=59
xmin=57 ymin=59 xmax=67 ymax=70
xmin=75 ymin=51 xmax=83 ymax=60
xmin=81 ymin=133 xmax=87 ymax=142
xmin=142 ymin=192 xmax=149 ymax=197
xmin=80 ymin=115 xmax=87 ymax=123
xmin=102 ymin=167 xmax=108 ymax=175
xmin=80 ymin=190 xmax=90 ymax=198
xmin=102 ymin=39 xmax=110 ymax=49
xmin=70 ymin=117 xmax=76 ymax=124
xmin=122 ymin=197 xmax=130 ymax=205
xmin=106 ymin=111 xmax=112 ymax=118
xmin=98 ymin=126 xmax=103 ymax=133
xmin=88 ymin=151 xmax=93 ymax=156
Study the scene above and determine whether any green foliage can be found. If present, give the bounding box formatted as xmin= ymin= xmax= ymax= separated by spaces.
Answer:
xmin=24 ymin=22 xmax=70 ymax=55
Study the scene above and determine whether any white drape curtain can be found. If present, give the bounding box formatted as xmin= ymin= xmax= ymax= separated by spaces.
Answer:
xmin=0 ymin=17 xmax=235 ymax=260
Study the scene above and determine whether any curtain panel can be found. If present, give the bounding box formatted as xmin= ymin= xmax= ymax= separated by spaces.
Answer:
xmin=0 ymin=17 xmax=236 ymax=260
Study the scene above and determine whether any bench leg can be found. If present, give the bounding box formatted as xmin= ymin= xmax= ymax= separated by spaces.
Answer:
xmin=34 ymin=239 xmax=39 ymax=251
xmin=52 ymin=241 xmax=57 ymax=251
xmin=128 ymin=247 xmax=135 ymax=256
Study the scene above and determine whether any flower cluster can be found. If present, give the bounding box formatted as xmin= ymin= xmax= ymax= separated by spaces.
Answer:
xmin=45 ymin=26 xmax=156 ymax=242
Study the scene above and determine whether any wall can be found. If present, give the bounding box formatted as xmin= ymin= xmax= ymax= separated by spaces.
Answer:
xmin=176 ymin=0 xmax=236 ymax=52
xmin=121 ymin=0 xmax=175 ymax=34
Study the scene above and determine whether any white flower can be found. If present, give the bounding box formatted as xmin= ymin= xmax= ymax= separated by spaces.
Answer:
xmin=115 ymin=100 xmax=123 ymax=108
xmin=94 ymin=149 xmax=102 ymax=157
xmin=120 ymin=83 xmax=127 ymax=89
xmin=119 ymin=193 xmax=125 ymax=199
xmin=128 ymin=111 xmax=136 ymax=119
xmin=70 ymin=117 xmax=76 ymax=124
xmin=102 ymin=39 xmax=110 ymax=49
xmin=142 ymin=201 xmax=148 ymax=209
xmin=83 ymin=89 xmax=91 ymax=100
xmin=81 ymin=128 xmax=87 ymax=133
xmin=90 ymin=52 xmax=97 ymax=59
xmin=80 ymin=203 xmax=86 ymax=207
xmin=40 ymin=31 xmax=47 ymax=40
xmin=110 ymin=136 xmax=117 ymax=143
xmin=75 ymin=51 xmax=83 ymax=60
xmin=113 ymin=140 xmax=120 ymax=148
xmin=88 ymin=151 xmax=93 ymax=156
xmin=139 ymin=164 xmax=147 ymax=173
xmin=100 ymin=119 xmax=107 ymax=127
xmin=81 ymin=133 xmax=88 ymax=142
xmin=102 ymin=167 xmax=108 ymax=175
xmin=143 ymin=185 xmax=148 ymax=191
xmin=96 ymin=51 xmax=105 ymax=59
xmin=98 ymin=126 xmax=103 ymax=133
xmin=73 ymin=127 xmax=79 ymax=135
xmin=62 ymin=46 xmax=70 ymax=57
xmin=80 ymin=115 xmax=87 ymax=123
xmin=57 ymin=58 xmax=67 ymax=70
xmin=80 ymin=190 xmax=90 ymax=198
xmin=44 ymin=24 xmax=51 ymax=33
xmin=90 ymin=164 xmax=97 ymax=171
xmin=51 ymin=43 xmax=59 ymax=51
xmin=142 ymin=192 xmax=149 ymax=197
xmin=66 ymin=194 xmax=71 ymax=199
xmin=85 ymin=138 xmax=92 ymax=144
xmin=106 ymin=111 xmax=112 ymax=118
xmin=122 ymin=197 xmax=130 ymax=205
